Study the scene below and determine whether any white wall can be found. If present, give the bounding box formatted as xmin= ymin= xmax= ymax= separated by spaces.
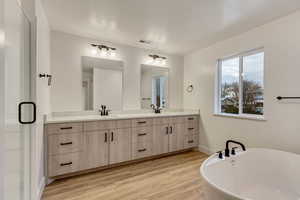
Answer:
xmin=184 ymin=11 xmax=300 ymax=154
xmin=50 ymin=31 xmax=184 ymax=112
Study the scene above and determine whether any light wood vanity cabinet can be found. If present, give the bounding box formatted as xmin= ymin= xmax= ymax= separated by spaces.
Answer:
xmin=131 ymin=119 xmax=153 ymax=159
xmin=85 ymin=130 xmax=109 ymax=169
xmin=84 ymin=120 xmax=132 ymax=169
xmin=153 ymin=117 xmax=189 ymax=155
xmin=109 ymin=128 xmax=132 ymax=164
xmin=46 ymin=115 xmax=199 ymax=178
xmin=46 ymin=123 xmax=85 ymax=177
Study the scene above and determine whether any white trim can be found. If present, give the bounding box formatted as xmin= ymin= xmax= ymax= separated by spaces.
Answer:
xmin=198 ymin=145 xmax=213 ymax=155
xmin=214 ymin=113 xmax=266 ymax=121
xmin=215 ymin=48 xmax=265 ymax=118
xmin=218 ymin=47 xmax=264 ymax=61
xmin=37 ymin=176 xmax=45 ymax=200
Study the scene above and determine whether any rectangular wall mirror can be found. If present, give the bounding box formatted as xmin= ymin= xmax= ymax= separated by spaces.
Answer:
xmin=82 ymin=56 xmax=124 ymax=111
xmin=141 ymin=64 xmax=169 ymax=109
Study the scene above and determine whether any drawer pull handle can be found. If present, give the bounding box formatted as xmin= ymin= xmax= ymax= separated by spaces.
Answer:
xmin=188 ymin=140 xmax=194 ymax=144
xmin=60 ymin=142 xmax=73 ymax=146
xmin=188 ymin=118 xmax=194 ymax=121
xmin=138 ymin=133 xmax=147 ymax=136
xmin=138 ymin=148 xmax=147 ymax=152
xmin=111 ymin=132 xmax=114 ymax=142
xmin=170 ymin=126 xmax=173 ymax=134
xmin=188 ymin=128 xmax=194 ymax=130
xmin=105 ymin=133 xmax=108 ymax=143
xmin=137 ymin=121 xmax=146 ymax=124
xmin=60 ymin=127 xmax=73 ymax=130
xmin=60 ymin=162 xmax=72 ymax=166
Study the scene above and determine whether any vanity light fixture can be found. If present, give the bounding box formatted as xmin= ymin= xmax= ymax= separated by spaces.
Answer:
xmin=148 ymin=54 xmax=167 ymax=66
xmin=91 ymin=44 xmax=117 ymax=58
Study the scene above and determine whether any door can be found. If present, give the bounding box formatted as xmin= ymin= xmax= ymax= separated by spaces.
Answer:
xmin=109 ymin=128 xmax=131 ymax=164
xmin=85 ymin=131 xmax=109 ymax=169
xmin=153 ymin=124 xmax=169 ymax=155
xmin=169 ymin=123 xmax=185 ymax=152
xmin=0 ymin=0 xmax=34 ymax=200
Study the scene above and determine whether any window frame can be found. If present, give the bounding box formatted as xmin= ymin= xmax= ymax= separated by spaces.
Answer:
xmin=215 ymin=48 xmax=265 ymax=120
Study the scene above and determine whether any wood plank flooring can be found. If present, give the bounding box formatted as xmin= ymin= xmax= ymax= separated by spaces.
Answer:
xmin=42 ymin=151 xmax=208 ymax=200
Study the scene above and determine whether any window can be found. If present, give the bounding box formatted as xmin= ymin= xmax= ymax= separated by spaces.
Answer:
xmin=216 ymin=49 xmax=264 ymax=118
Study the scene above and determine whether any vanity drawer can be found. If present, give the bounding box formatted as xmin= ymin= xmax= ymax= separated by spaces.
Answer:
xmin=185 ymin=116 xmax=198 ymax=129
xmin=132 ymin=126 xmax=153 ymax=143
xmin=131 ymin=118 xmax=153 ymax=127
xmin=84 ymin=120 xmax=115 ymax=131
xmin=116 ymin=120 xmax=131 ymax=129
xmin=184 ymin=134 xmax=199 ymax=149
xmin=153 ymin=117 xmax=185 ymax=125
xmin=132 ymin=141 xmax=153 ymax=160
xmin=185 ymin=123 xmax=199 ymax=135
xmin=170 ymin=117 xmax=185 ymax=124
xmin=48 ymin=133 xmax=84 ymax=156
xmin=185 ymin=116 xmax=198 ymax=123
xmin=153 ymin=117 xmax=171 ymax=125
xmin=47 ymin=123 xmax=83 ymax=135
xmin=48 ymin=152 xmax=83 ymax=177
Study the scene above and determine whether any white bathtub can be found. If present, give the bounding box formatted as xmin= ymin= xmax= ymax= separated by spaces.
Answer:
xmin=200 ymin=148 xmax=300 ymax=200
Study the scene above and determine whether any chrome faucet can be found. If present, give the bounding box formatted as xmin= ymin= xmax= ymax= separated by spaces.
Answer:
xmin=150 ymin=104 xmax=161 ymax=114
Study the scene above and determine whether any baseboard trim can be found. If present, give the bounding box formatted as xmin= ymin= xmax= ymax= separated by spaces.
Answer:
xmin=37 ymin=176 xmax=45 ymax=200
xmin=198 ymin=145 xmax=212 ymax=155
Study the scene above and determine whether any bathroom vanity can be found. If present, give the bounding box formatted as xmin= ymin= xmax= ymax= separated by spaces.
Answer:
xmin=45 ymin=112 xmax=199 ymax=178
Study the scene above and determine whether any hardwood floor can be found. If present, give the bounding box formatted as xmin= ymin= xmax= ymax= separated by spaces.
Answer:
xmin=42 ymin=151 xmax=208 ymax=200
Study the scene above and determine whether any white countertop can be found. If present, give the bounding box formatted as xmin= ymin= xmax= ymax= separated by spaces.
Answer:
xmin=45 ymin=110 xmax=200 ymax=124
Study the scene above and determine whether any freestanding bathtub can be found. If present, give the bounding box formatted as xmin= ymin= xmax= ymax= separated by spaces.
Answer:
xmin=200 ymin=148 xmax=300 ymax=200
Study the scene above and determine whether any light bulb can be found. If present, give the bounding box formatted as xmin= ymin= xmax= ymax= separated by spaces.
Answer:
xmin=100 ymin=48 xmax=108 ymax=57
xmin=154 ymin=59 xmax=160 ymax=65
xmin=110 ymin=50 xmax=116 ymax=58
xmin=91 ymin=48 xmax=98 ymax=55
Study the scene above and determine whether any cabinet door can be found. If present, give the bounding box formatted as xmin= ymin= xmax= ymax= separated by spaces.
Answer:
xmin=85 ymin=130 xmax=109 ymax=169
xmin=169 ymin=123 xmax=185 ymax=152
xmin=153 ymin=125 xmax=169 ymax=155
xmin=109 ymin=128 xmax=132 ymax=164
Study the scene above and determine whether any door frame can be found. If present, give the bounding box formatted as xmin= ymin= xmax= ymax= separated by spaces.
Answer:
xmin=17 ymin=1 xmax=39 ymax=200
